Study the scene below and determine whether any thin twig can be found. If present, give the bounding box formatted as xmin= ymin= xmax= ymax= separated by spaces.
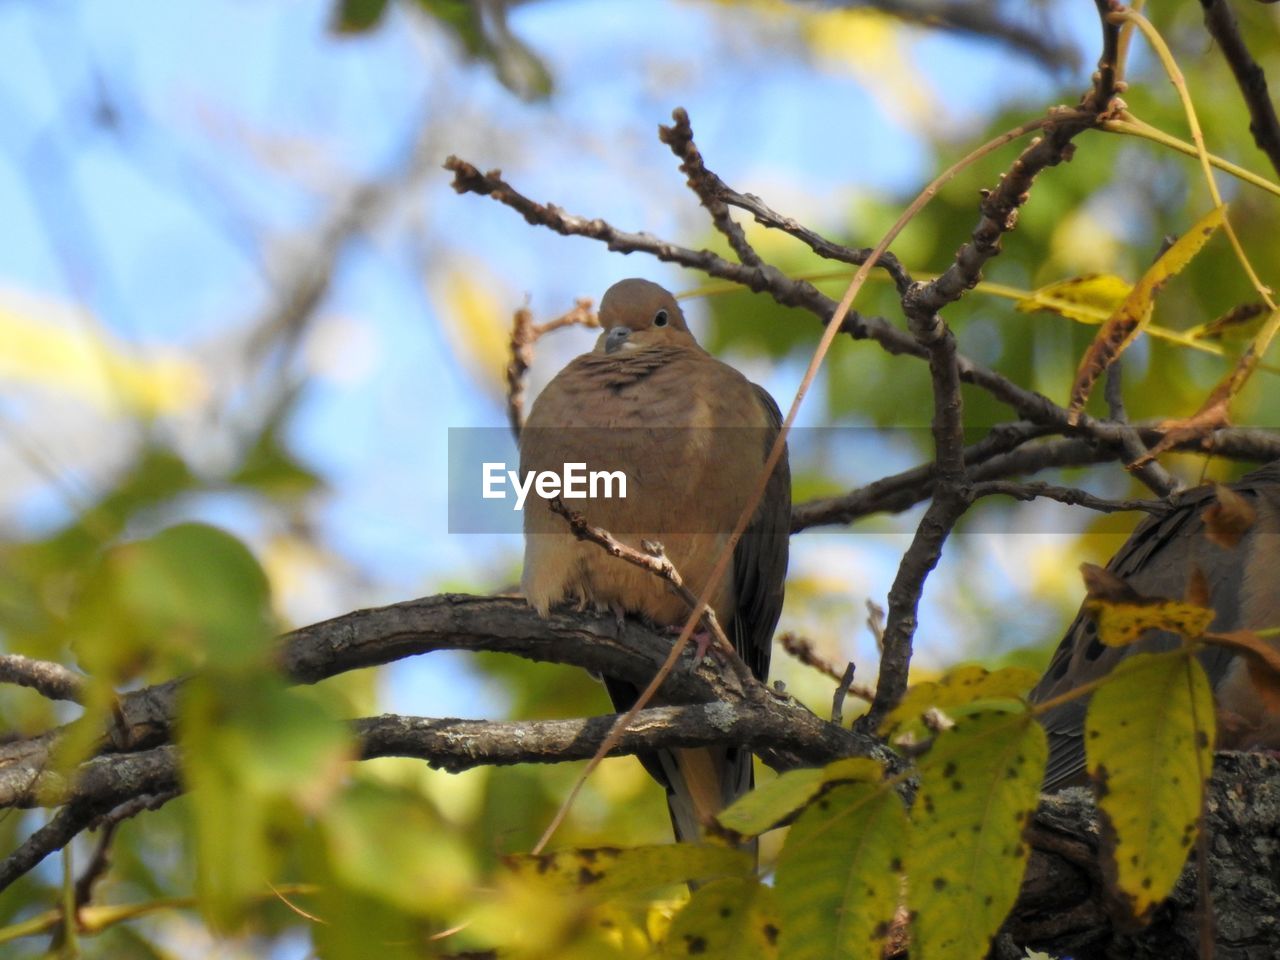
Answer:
xmin=505 ymin=297 xmax=596 ymax=439
xmin=831 ymin=663 xmax=857 ymax=726
xmin=970 ymin=480 xmax=1164 ymax=515
xmin=779 ymin=633 xmax=875 ymax=703
xmin=659 ymin=109 xmax=762 ymax=267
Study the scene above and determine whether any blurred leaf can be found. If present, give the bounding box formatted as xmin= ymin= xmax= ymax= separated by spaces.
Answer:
xmin=421 ymin=0 xmax=552 ymax=100
xmin=229 ymin=401 xmax=323 ymax=502
xmin=0 ymin=294 xmax=208 ymax=415
xmin=69 ymin=523 xmax=274 ymax=682
xmin=908 ymin=708 xmax=1046 ymax=960
xmin=775 ymin=780 xmax=906 ymax=960
xmin=718 ymin=757 xmax=882 ymax=837
xmin=1200 ymin=482 xmax=1256 ymax=548
xmin=331 ymin=0 xmax=389 ymax=32
xmin=435 ymin=266 xmax=514 ymax=396
xmin=181 ymin=672 xmax=352 ymax=927
xmin=1086 ymin=651 xmax=1214 ymax=922
xmin=663 ymin=877 xmax=778 ymax=959
xmin=324 ymin=779 xmax=473 ymax=914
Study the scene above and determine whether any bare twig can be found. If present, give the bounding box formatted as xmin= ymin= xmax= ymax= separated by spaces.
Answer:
xmin=866 ymin=600 xmax=886 ymax=655
xmin=971 ymin=480 xmax=1164 ymax=515
xmin=831 ymin=663 xmax=857 ymax=725
xmin=1200 ymin=0 xmax=1280 ymax=178
xmin=779 ymin=633 xmax=875 ymax=703
xmin=505 ymin=297 xmax=596 ymax=439
xmin=0 ymin=655 xmax=88 ymax=704
xmin=659 ymin=109 xmax=762 ymax=267
xmin=0 ymin=804 xmax=96 ymax=894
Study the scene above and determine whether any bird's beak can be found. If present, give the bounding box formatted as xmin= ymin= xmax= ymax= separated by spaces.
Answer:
xmin=604 ymin=327 xmax=631 ymax=354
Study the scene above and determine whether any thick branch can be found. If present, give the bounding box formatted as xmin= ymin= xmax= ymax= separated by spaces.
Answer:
xmin=0 ymin=654 xmax=87 ymax=704
xmin=0 ymin=596 xmax=894 ymax=812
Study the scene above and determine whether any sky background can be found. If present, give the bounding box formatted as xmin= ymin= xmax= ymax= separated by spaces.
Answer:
xmin=0 ymin=0 xmax=1108 ymax=724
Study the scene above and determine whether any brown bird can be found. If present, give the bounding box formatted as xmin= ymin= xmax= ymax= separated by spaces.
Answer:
xmin=1030 ymin=461 xmax=1280 ymax=790
xmin=520 ymin=278 xmax=790 ymax=852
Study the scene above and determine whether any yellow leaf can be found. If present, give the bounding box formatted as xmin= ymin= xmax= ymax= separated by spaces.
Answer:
xmin=505 ymin=845 xmax=751 ymax=899
xmin=663 ymin=878 xmax=778 ymax=959
xmin=717 ymin=757 xmax=883 ymax=837
xmin=1084 ymin=597 xmax=1215 ymax=647
xmin=433 ymin=266 xmax=513 ymax=395
xmin=880 ymin=664 xmax=1039 ymax=739
xmin=1013 ymin=273 xmax=1132 ymax=324
xmin=0 ymin=291 xmax=207 ymax=414
xmin=909 ymin=708 xmax=1046 ymax=960
xmin=1068 ymin=205 xmax=1226 ymax=419
xmin=775 ymin=781 xmax=907 ymax=960
xmin=1086 ymin=651 xmax=1214 ymax=921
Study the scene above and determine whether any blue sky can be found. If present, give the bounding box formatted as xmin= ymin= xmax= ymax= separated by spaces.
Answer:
xmin=0 ymin=0 xmax=1103 ymax=719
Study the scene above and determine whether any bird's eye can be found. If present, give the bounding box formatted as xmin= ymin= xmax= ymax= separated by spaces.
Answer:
xmin=654 ymin=309 xmax=669 ymax=327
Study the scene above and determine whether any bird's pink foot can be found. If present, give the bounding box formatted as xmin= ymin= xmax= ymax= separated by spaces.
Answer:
xmin=690 ymin=629 xmax=715 ymax=666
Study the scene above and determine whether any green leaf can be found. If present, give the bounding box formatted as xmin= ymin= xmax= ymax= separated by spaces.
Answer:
xmin=228 ymin=399 xmax=323 ymax=501
xmin=1085 ymin=650 xmax=1215 ymax=921
xmin=180 ymin=673 xmax=352 ymax=927
xmin=324 ymin=780 xmax=473 ymax=914
xmin=69 ymin=523 xmax=274 ymax=682
xmin=663 ymin=878 xmax=779 ymax=959
xmin=775 ymin=781 xmax=907 ymax=960
xmin=331 ymin=0 xmax=389 ymax=32
xmin=880 ymin=664 xmax=1039 ymax=740
xmin=718 ymin=758 xmax=882 ymax=837
xmin=909 ymin=708 xmax=1046 ymax=960
xmin=505 ymin=845 xmax=751 ymax=899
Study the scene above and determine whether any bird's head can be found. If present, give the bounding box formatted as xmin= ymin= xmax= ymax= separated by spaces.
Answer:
xmin=594 ymin=278 xmax=697 ymax=354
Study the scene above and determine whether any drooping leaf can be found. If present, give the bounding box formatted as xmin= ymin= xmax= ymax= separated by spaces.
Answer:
xmin=909 ymin=707 xmax=1046 ymax=960
xmin=775 ymin=781 xmax=907 ymax=960
xmin=1067 ymin=205 xmax=1226 ymax=420
xmin=1200 ymin=483 xmax=1257 ymax=549
xmin=717 ymin=757 xmax=882 ymax=837
xmin=1013 ymin=273 xmax=1131 ymax=324
xmin=663 ymin=877 xmax=779 ymax=959
xmin=1086 ymin=650 xmax=1214 ymax=922
xmin=1080 ymin=563 xmax=1214 ymax=647
xmin=880 ymin=664 xmax=1038 ymax=740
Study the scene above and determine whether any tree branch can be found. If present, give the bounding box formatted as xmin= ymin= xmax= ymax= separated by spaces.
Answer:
xmin=0 ymin=654 xmax=87 ymax=704
xmin=1200 ymin=0 xmax=1280 ymax=179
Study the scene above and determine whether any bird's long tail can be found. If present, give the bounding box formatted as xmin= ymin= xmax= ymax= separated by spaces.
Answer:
xmin=657 ymin=746 xmax=759 ymax=867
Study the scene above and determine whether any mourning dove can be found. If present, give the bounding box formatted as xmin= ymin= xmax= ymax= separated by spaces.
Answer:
xmin=520 ymin=278 xmax=790 ymax=853
xmin=1030 ymin=460 xmax=1280 ymax=790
